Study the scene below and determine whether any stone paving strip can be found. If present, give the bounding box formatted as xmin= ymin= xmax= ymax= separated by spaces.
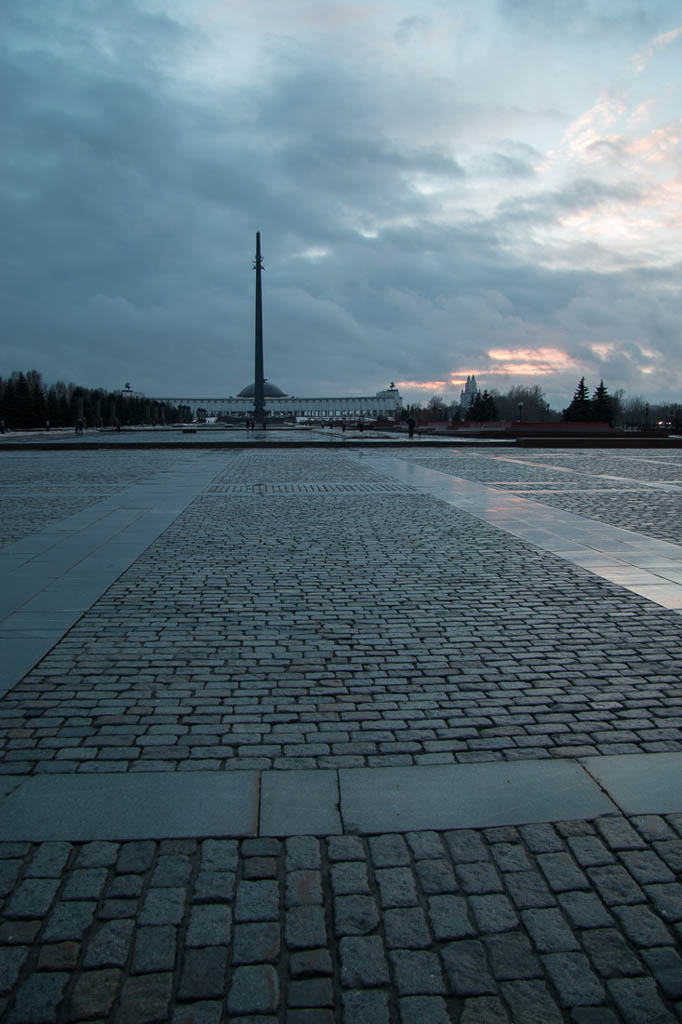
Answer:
xmin=400 ymin=448 xmax=682 ymax=546
xmin=0 ymin=451 xmax=189 ymax=550
xmin=1 ymin=813 xmax=681 ymax=1023
xmin=369 ymin=453 xmax=682 ymax=611
xmin=0 ymin=752 xmax=681 ymax=842
xmin=0 ymin=453 xmax=233 ymax=698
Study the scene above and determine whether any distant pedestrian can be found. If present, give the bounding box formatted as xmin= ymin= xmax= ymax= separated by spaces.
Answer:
xmin=0 ymin=418 xmax=5 ymax=434
xmin=407 ymin=417 xmax=416 ymax=438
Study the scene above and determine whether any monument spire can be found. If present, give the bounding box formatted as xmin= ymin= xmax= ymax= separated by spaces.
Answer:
xmin=253 ymin=231 xmax=265 ymax=428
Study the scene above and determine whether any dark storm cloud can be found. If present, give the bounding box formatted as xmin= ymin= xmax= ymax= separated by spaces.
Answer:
xmin=1 ymin=0 xmax=681 ymax=406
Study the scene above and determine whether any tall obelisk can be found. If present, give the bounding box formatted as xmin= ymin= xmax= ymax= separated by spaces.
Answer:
xmin=253 ymin=231 xmax=265 ymax=428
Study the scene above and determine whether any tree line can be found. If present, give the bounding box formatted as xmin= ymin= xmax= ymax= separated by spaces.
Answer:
xmin=0 ymin=370 xmax=187 ymax=430
xmin=406 ymin=379 xmax=682 ymax=429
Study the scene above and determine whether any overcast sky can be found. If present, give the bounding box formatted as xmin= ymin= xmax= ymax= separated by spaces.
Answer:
xmin=3 ymin=1 xmax=681 ymax=408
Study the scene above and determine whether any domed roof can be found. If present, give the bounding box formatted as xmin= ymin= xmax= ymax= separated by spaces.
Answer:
xmin=238 ymin=381 xmax=288 ymax=398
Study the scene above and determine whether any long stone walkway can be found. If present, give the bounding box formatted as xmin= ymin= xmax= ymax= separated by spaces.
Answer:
xmin=0 ymin=445 xmax=681 ymax=1022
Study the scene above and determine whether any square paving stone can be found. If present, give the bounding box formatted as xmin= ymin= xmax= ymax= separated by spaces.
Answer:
xmin=37 ymin=943 xmax=79 ymax=971
xmin=185 ymin=905 xmax=232 ymax=947
xmin=330 ymin=862 xmax=370 ymax=895
xmin=427 ymin=895 xmax=476 ymax=941
xmin=286 ymin=870 xmax=323 ymax=906
xmin=644 ymin=882 xmax=682 ymax=923
xmin=234 ymin=880 xmax=279 ymax=922
xmin=619 ymin=850 xmax=675 ymax=884
xmin=587 ymin=866 xmax=644 ymax=905
xmin=138 ymin=887 xmax=185 ymax=926
xmin=42 ymin=901 xmax=96 ymax=942
xmin=537 ymin=853 xmax=589 ymax=892
xmin=83 ymin=920 xmax=134 ymax=968
xmin=69 ymin=968 xmax=121 ymax=1019
xmin=399 ymin=994 xmax=451 ymax=1024
xmin=25 ymin=843 xmax=71 ymax=878
xmin=384 ymin=907 xmax=432 ymax=949
xmin=469 ymin=894 xmax=518 ymax=933
xmin=326 ymin=836 xmax=366 ymax=862
xmin=612 ymin=904 xmax=675 ymax=947
xmin=456 ymin=861 xmax=503 ymax=894
xmin=500 ymin=979 xmax=563 ymax=1023
xmin=116 ymin=972 xmax=174 ymax=1024
xmin=342 ymin=989 xmax=390 ymax=1024
xmin=232 ymin=922 xmax=280 ymax=964
xmin=228 ymin=965 xmax=280 ymax=1015
xmin=178 ymin=947 xmax=229 ymax=1000
xmin=490 ymin=843 xmax=531 ymax=872
xmin=557 ymin=891 xmax=614 ymax=929
xmin=6 ymin=879 xmax=60 ymax=919
xmin=286 ymin=837 xmax=322 ymax=870
xmin=641 ymin=946 xmax=682 ymax=1000
xmin=0 ymin=947 xmax=29 ymax=996
xmin=459 ymin=996 xmax=510 ymax=1023
xmin=286 ymin=905 xmax=327 ymax=948
xmin=521 ymin=908 xmax=580 ymax=952
xmin=375 ymin=868 xmax=418 ymax=908
xmin=62 ymin=868 xmax=108 ymax=900
xmin=334 ymin=895 xmax=380 ymax=937
xmin=289 ymin=949 xmax=333 ymax=978
xmin=9 ymin=972 xmax=69 ymax=1024
xmin=405 ymin=831 xmax=445 ymax=860
xmin=414 ymin=858 xmax=457 ymax=894
xmin=287 ymin=978 xmax=334 ymax=1007
xmin=391 ymin=950 xmax=446 ymax=995
xmin=340 ymin=936 xmax=390 ymax=987
xmin=132 ymin=926 xmax=177 ymax=974
xmin=171 ymin=1001 xmax=223 ymax=1024
xmin=541 ymin=953 xmax=606 ymax=1007
xmin=607 ymin=976 xmax=677 ymax=1024
xmin=440 ymin=940 xmax=496 ymax=996
xmin=368 ymin=834 xmax=410 ymax=866
xmin=484 ymin=932 xmax=542 ymax=980
xmin=580 ymin=928 xmax=644 ymax=978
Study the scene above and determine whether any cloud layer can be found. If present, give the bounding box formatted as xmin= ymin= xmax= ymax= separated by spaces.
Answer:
xmin=2 ymin=0 xmax=681 ymax=407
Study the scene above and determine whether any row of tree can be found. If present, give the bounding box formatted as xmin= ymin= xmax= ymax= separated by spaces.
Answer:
xmin=405 ymin=380 xmax=682 ymax=430
xmin=0 ymin=371 xmax=188 ymax=430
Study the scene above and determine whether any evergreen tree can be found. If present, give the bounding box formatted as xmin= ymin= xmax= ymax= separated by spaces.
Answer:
xmin=469 ymin=389 xmax=497 ymax=421
xmin=592 ymin=380 xmax=610 ymax=421
xmin=564 ymin=377 xmax=592 ymax=421
xmin=12 ymin=373 xmax=32 ymax=428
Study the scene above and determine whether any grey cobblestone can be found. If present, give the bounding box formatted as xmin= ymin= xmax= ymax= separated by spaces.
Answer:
xmin=0 ymin=819 xmax=678 ymax=1019
xmin=340 ymin=936 xmax=390 ymax=987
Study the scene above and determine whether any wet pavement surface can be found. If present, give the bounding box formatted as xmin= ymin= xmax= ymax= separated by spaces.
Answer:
xmin=0 ymin=445 xmax=681 ymax=1021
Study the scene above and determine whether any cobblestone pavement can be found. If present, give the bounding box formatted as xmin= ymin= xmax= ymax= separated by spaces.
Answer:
xmin=401 ymin=450 xmax=682 ymax=545
xmin=0 ymin=451 xmax=187 ymax=548
xmin=2 ymin=815 xmax=682 ymax=1023
xmin=2 ymin=455 xmax=681 ymax=775
xmin=1 ymin=447 xmax=681 ymax=1021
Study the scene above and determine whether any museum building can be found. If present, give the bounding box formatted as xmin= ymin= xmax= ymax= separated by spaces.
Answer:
xmin=154 ymin=382 xmax=403 ymax=421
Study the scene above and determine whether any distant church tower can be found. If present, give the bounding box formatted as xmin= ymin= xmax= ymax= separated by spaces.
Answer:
xmin=459 ymin=375 xmax=479 ymax=417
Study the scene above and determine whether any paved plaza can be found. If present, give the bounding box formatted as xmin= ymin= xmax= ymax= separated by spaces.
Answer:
xmin=1 ymin=442 xmax=681 ymax=1022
